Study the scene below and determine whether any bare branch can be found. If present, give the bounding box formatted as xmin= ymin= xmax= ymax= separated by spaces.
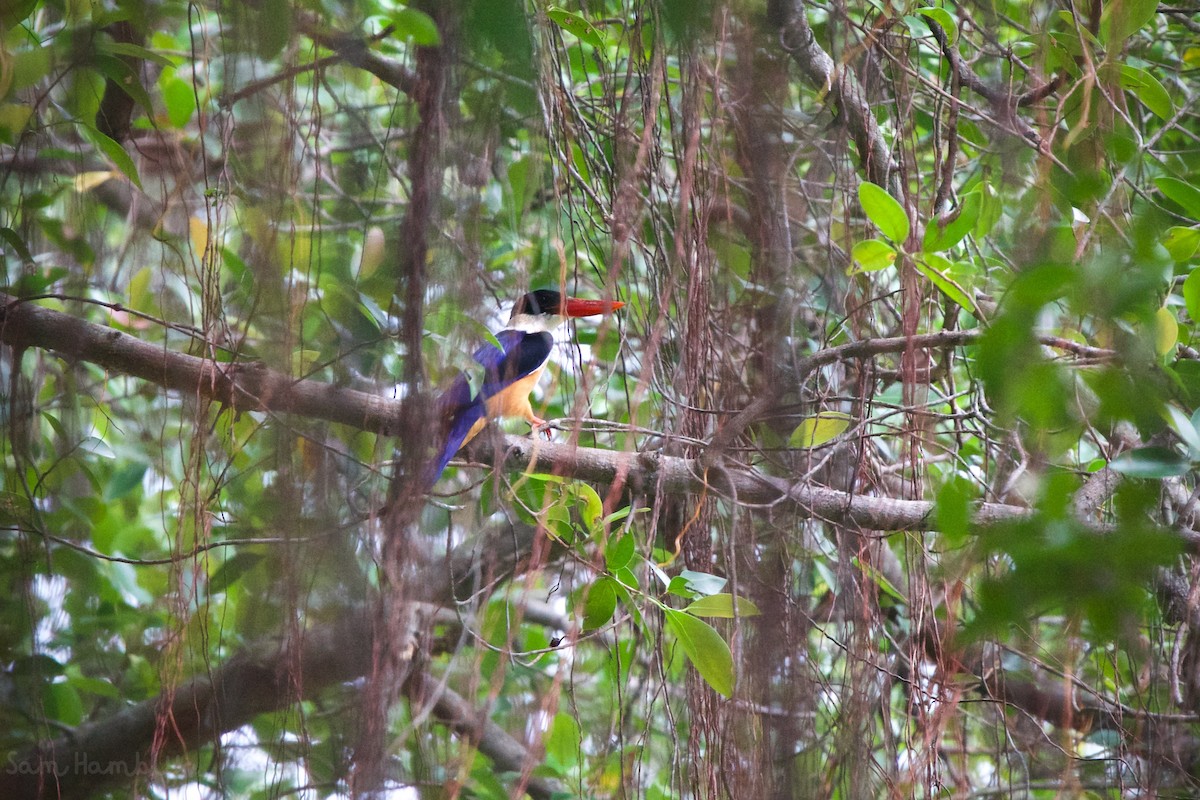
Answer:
xmin=0 ymin=295 xmax=402 ymax=434
xmin=0 ymin=520 xmax=544 ymax=800
xmin=768 ymin=0 xmax=894 ymax=189
xmin=0 ymin=296 xmax=1121 ymax=536
xmin=924 ymin=18 xmax=1043 ymax=146
xmin=294 ymin=13 xmax=417 ymax=96
xmin=481 ymin=434 xmax=1025 ymax=531
xmin=406 ymin=670 xmax=568 ymax=800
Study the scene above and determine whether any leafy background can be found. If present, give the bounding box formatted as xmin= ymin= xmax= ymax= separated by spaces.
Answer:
xmin=2 ymin=0 xmax=1200 ymax=797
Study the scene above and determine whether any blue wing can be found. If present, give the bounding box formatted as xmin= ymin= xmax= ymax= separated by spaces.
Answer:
xmin=427 ymin=372 xmax=485 ymax=485
xmin=474 ymin=330 xmax=553 ymax=399
xmin=427 ymin=330 xmax=553 ymax=484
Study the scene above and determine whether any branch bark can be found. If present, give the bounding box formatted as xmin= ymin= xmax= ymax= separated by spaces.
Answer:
xmin=406 ymin=670 xmax=567 ymax=800
xmin=0 ymin=295 xmax=403 ymax=434
xmin=0 ymin=520 xmax=547 ymax=800
xmin=0 ymin=294 xmax=1113 ymax=535
xmin=768 ymin=0 xmax=894 ymax=189
xmin=294 ymin=13 xmax=417 ymax=96
xmin=2 ymin=295 xmax=1194 ymax=796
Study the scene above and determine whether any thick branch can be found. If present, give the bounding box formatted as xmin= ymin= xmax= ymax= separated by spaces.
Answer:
xmin=406 ymin=671 xmax=567 ymax=800
xmin=0 ymin=295 xmax=1109 ymax=534
xmin=0 ymin=295 xmax=402 ymax=434
xmin=0 ymin=609 xmax=373 ymax=800
xmin=769 ymin=0 xmax=893 ymax=188
xmin=295 ymin=13 xmax=417 ymax=96
xmin=0 ymin=521 xmax=543 ymax=800
xmin=480 ymin=434 xmax=1024 ymax=531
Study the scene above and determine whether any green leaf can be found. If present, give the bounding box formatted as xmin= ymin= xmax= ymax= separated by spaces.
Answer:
xmin=66 ymin=673 xmax=120 ymax=700
xmin=102 ymin=41 xmax=179 ymax=68
xmin=788 ymin=411 xmax=851 ymax=448
xmin=1119 ymin=65 xmax=1173 ymax=120
xmin=1164 ymin=405 xmax=1200 ymax=455
xmin=78 ymin=436 xmax=115 ymax=460
xmin=664 ymin=609 xmax=734 ymax=698
xmin=541 ymin=501 xmax=575 ymax=543
xmin=571 ymin=141 xmax=591 ymax=183
xmin=1154 ymin=306 xmax=1178 ymax=357
xmin=357 ymin=291 xmax=388 ymax=331
xmin=1109 ymin=447 xmax=1190 ymax=478
xmin=583 ymin=577 xmax=618 ymax=631
xmin=254 ymin=0 xmax=292 ymax=59
xmin=43 ymin=682 xmax=85 ymax=726
xmin=78 ymin=123 xmax=142 ymax=189
xmin=574 ymin=482 xmax=603 ymax=530
xmin=678 ymin=569 xmax=727 ymax=596
xmin=922 ymin=191 xmax=981 ymax=252
xmin=853 ymin=557 xmax=907 ymax=603
xmin=0 ymin=103 xmax=34 ymax=143
xmin=936 ymin=477 xmax=974 ymax=548
xmin=603 ymin=505 xmax=645 ymax=528
xmin=104 ymin=462 xmax=147 ymax=501
xmin=667 ymin=575 xmax=694 ymax=598
xmin=544 ymin=712 xmax=582 ymax=772
xmin=606 ymin=533 xmax=635 ymax=571
xmin=10 ymin=46 xmax=51 ymax=95
xmin=392 ymin=8 xmax=441 ymax=46
xmin=0 ymin=226 xmax=34 ymax=266
xmin=613 ymin=565 xmax=639 ymax=590
xmin=1164 ymin=227 xmax=1200 ymax=262
xmin=915 ymin=254 xmax=979 ymax=316
xmin=858 ymin=182 xmax=910 ymax=243
xmin=849 ymin=239 xmax=897 ymax=273
xmin=916 ymin=7 xmax=957 ymax=43
xmin=94 ymin=53 xmax=156 ymax=117
xmin=6 ymin=266 xmax=67 ymax=296
xmin=1103 ymin=0 xmax=1159 ymax=45
xmin=1184 ymin=269 xmax=1200 ymax=321
xmin=12 ymin=654 xmax=65 ymax=678
xmin=683 ymin=593 xmax=761 ymax=618
xmin=546 ymin=7 xmax=604 ymax=49
xmin=161 ymin=76 xmax=195 ymax=128
xmin=648 ymin=560 xmax=671 ymax=589
xmin=0 ymin=0 xmax=38 ymax=28
xmin=1156 ymin=177 xmax=1200 ymax=221
xmin=209 ymin=551 xmax=265 ymax=595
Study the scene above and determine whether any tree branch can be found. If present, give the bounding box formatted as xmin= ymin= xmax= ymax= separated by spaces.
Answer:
xmin=925 ymin=20 xmax=1043 ymax=146
xmin=0 ymin=295 xmax=403 ymax=434
xmin=768 ymin=0 xmax=894 ymax=189
xmin=479 ymin=434 xmax=1024 ymax=531
xmin=0 ymin=295 xmax=1118 ymax=535
xmin=294 ymin=13 xmax=417 ymax=97
xmin=0 ymin=607 xmax=375 ymax=800
xmin=0 ymin=520 xmax=545 ymax=800
xmin=0 ymin=282 xmax=1190 ymax=797
xmin=406 ymin=670 xmax=567 ymax=800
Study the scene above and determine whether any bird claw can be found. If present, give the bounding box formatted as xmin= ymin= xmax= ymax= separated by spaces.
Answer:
xmin=531 ymin=418 xmax=553 ymax=440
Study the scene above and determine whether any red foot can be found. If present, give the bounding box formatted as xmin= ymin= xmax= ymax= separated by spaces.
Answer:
xmin=530 ymin=416 xmax=552 ymax=440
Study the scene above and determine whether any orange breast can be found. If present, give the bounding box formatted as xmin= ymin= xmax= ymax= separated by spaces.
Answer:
xmin=484 ymin=366 xmax=544 ymax=421
xmin=459 ymin=366 xmax=546 ymax=449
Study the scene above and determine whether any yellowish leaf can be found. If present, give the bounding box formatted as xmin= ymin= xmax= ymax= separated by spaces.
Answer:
xmin=359 ymin=226 xmax=385 ymax=278
xmin=1155 ymin=306 xmax=1178 ymax=357
xmin=189 ymin=216 xmax=209 ymax=260
xmin=789 ymin=412 xmax=851 ymax=449
xmin=72 ymin=171 xmax=116 ymax=192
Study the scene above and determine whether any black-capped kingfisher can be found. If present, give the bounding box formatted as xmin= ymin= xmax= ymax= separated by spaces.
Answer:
xmin=429 ymin=288 xmax=624 ymax=483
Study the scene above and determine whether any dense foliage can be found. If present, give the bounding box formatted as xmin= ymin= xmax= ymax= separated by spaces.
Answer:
xmin=2 ymin=0 xmax=1200 ymax=797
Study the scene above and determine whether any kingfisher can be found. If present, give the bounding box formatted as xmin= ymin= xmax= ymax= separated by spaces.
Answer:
xmin=429 ymin=288 xmax=624 ymax=484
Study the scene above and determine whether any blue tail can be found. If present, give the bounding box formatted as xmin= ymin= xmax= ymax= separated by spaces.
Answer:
xmin=425 ymin=372 xmax=485 ymax=486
